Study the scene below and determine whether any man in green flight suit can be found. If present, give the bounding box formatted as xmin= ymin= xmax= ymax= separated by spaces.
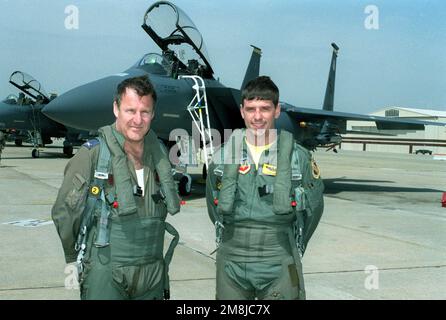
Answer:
xmin=206 ymin=76 xmax=324 ymax=300
xmin=52 ymin=76 xmax=181 ymax=300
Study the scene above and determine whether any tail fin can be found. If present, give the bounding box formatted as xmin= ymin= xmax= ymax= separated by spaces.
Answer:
xmin=241 ymin=45 xmax=262 ymax=90
xmin=322 ymin=43 xmax=339 ymax=111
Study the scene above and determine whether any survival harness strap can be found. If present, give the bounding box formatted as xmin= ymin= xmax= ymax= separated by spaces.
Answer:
xmin=163 ymin=222 xmax=179 ymax=299
xmin=75 ymin=137 xmax=110 ymax=273
xmin=215 ymin=130 xmax=298 ymax=214
xmin=210 ymin=130 xmax=306 ymax=254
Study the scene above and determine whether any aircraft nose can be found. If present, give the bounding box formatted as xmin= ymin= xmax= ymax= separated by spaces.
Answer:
xmin=42 ymin=77 xmax=118 ymax=131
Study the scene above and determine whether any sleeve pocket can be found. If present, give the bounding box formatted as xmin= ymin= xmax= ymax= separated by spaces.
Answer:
xmin=304 ymin=179 xmax=324 ymax=217
xmin=65 ymin=173 xmax=88 ymax=211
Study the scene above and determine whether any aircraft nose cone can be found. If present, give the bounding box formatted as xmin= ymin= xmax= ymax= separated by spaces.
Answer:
xmin=42 ymin=77 xmax=118 ymax=131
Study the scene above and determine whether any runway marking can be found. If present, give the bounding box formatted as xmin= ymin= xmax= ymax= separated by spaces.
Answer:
xmin=3 ymin=219 xmax=53 ymax=227
xmin=305 ymin=264 xmax=446 ymax=275
xmin=0 ymin=285 xmax=65 ymax=292
xmin=177 ymin=241 xmax=216 ymax=261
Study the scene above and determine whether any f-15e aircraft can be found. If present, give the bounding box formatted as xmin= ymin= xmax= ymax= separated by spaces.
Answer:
xmin=0 ymin=71 xmax=89 ymax=157
xmin=42 ymin=1 xmax=442 ymax=193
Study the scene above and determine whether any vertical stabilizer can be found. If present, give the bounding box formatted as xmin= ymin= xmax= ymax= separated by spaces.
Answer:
xmin=241 ymin=45 xmax=262 ymax=90
xmin=322 ymin=43 xmax=339 ymax=111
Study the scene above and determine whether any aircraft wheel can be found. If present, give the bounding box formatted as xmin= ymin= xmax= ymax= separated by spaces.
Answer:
xmin=32 ymin=149 xmax=40 ymax=158
xmin=15 ymin=139 xmax=23 ymax=146
xmin=178 ymin=174 xmax=192 ymax=196
xmin=63 ymin=145 xmax=73 ymax=157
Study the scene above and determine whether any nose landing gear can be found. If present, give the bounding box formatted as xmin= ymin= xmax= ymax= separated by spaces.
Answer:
xmin=178 ymin=173 xmax=192 ymax=196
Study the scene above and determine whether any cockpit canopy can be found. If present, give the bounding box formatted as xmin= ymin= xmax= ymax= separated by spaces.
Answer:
xmin=2 ymin=94 xmax=18 ymax=104
xmin=142 ymin=1 xmax=214 ymax=78
xmin=135 ymin=53 xmax=174 ymax=76
xmin=9 ymin=71 xmax=50 ymax=104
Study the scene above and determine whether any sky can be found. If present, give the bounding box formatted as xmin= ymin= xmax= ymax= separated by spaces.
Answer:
xmin=0 ymin=0 xmax=445 ymax=114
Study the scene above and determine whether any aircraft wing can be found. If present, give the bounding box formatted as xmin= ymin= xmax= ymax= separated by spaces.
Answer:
xmin=280 ymin=102 xmax=445 ymax=149
xmin=281 ymin=103 xmax=444 ymax=130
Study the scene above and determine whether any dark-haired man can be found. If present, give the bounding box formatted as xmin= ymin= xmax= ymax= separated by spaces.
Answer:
xmin=52 ymin=76 xmax=180 ymax=299
xmin=206 ymin=76 xmax=324 ymax=300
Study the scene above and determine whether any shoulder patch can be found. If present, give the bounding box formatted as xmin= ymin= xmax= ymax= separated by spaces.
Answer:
xmin=82 ymin=138 xmax=100 ymax=150
xmin=311 ymin=158 xmax=321 ymax=179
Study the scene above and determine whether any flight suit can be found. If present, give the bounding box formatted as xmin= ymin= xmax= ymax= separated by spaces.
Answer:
xmin=206 ymin=129 xmax=324 ymax=300
xmin=52 ymin=124 xmax=180 ymax=300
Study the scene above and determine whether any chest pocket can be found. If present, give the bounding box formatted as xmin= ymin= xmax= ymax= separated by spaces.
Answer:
xmin=146 ymin=169 xmax=168 ymax=219
xmin=257 ymin=171 xmax=276 ymax=205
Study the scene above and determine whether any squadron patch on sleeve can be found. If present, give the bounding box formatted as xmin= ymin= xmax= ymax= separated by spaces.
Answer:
xmin=311 ymin=159 xmax=321 ymax=179
xmin=83 ymin=138 xmax=100 ymax=150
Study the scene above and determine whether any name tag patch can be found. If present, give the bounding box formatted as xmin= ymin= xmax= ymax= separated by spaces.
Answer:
xmin=262 ymin=163 xmax=277 ymax=176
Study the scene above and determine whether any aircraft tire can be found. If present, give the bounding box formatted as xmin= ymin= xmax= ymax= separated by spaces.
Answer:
xmin=63 ymin=145 xmax=74 ymax=157
xmin=32 ymin=149 xmax=39 ymax=158
xmin=178 ymin=175 xmax=192 ymax=196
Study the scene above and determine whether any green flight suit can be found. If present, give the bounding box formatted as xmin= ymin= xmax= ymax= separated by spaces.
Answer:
xmin=52 ymin=124 xmax=180 ymax=300
xmin=206 ymin=129 xmax=324 ymax=300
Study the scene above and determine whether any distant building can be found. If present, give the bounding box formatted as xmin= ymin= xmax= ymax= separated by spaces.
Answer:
xmin=342 ymin=107 xmax=446 ymax=154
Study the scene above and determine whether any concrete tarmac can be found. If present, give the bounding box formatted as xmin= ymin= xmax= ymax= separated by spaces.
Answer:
xmin=0 ymin=142 xmax=445 ymax=300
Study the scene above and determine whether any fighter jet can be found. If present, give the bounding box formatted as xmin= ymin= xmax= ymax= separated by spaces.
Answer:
xmin=42 ymin=1 xmax=442 ymax=193
xmin=0 ymin=71 xmax=89 ymax=157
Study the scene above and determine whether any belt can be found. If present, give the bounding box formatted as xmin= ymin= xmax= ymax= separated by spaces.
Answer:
xmin=219 ymin=223 xmax=293 ymax=262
